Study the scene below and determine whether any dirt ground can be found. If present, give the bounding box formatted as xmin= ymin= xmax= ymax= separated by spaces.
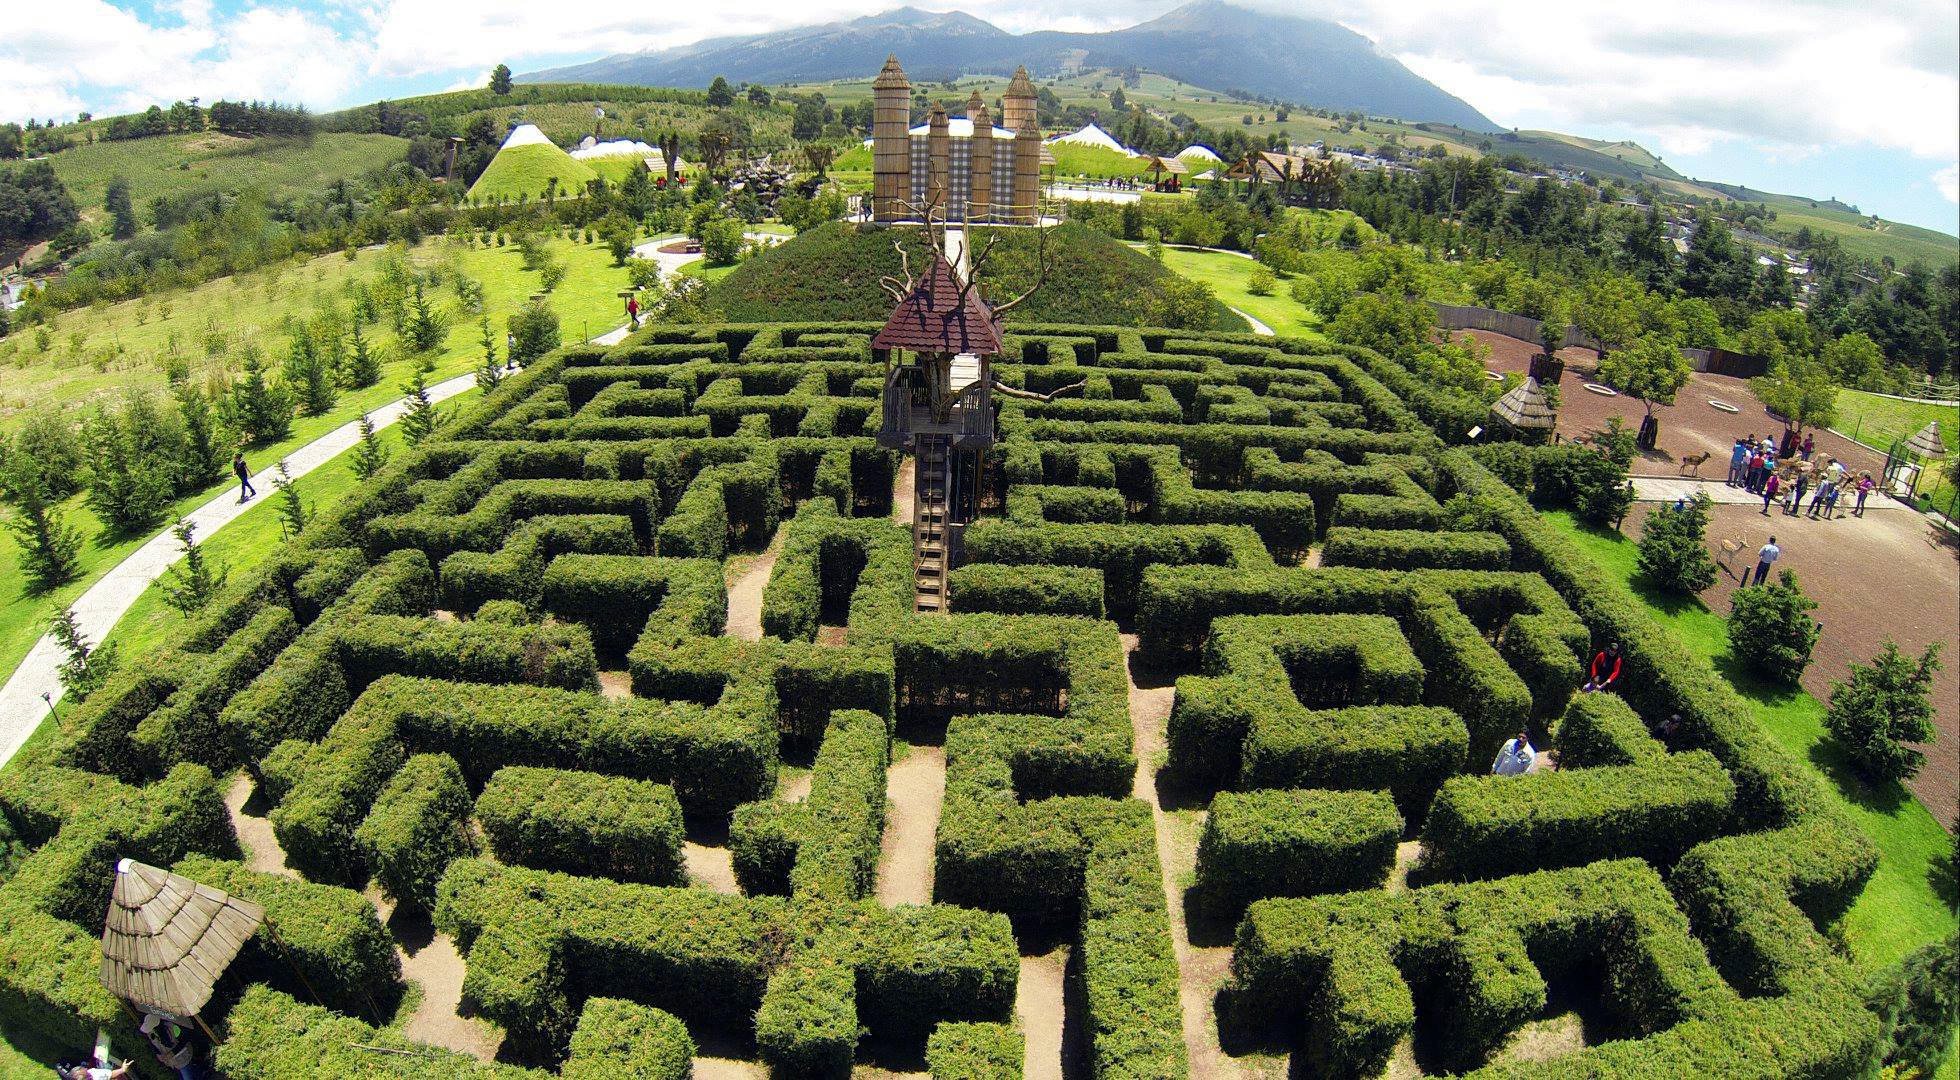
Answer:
xmin=1468 ymin=331 xmax=1893 ymax=486
xmin=1627 ymin=502 xmax=1960 ymax=828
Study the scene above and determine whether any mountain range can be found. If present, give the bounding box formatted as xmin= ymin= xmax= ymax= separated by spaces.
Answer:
xmin=521 ymin=2 xmax=1500 ymax=131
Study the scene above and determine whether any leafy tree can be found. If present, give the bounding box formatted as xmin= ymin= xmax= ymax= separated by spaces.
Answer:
xmin=1145 ymin=276 xmax=1220 ymax=331
xmin=271 ymin=460 xmax=306 ymax=540
xmin=223 ymin=348 xmax=294 ymax=444
xmin=597 ymin=212 xmax=636 ymax=266
xmin=51 ymin=607 xmax=116 ymax=702
xmin=341 ymin=320 xmax=382 ymax=389
xmin=1245 ymin=266 xmax=1276 ymax=296
xmin=1567 ymin=450 xmax=1635 ymax=526
xmin=104 ymin=176 xmax=138 ymax=239
xmin=1825 ymin=640 xmax=1941 ymax=783
xmin=1328 ymin=293 xmax=1435 ymax=360
xmin=402 ymin=280 xmax=449 ymax=353
xmin=1 ymin=455 xmax=82 ymax=592
xmin=507 ymin=298 xmax=561 ymax=364
xmin=1635 ymin=492 xmax=1718 ymax=595
xmin=1750 ymin=357 xmax=1838 ymax=435
xmin=475 ymin=315 xmax=504 ymax=392
xmin=747 ymin=85 xmax=772 ymax=108
xmin=700 ymin=216 xmax=746 ymax=267
xmin=801 ymin=143 xmax=836 ymax=177
xmin=161 ymin=518 xmax=225 ymax=615
xmin=1 ymin=411 xmax=85 ymax=502
xmin=625 ymin=258 xmax=662 ymax=292
xmin=0 ymin=160 xmax=80 ymax=246
xmin=791 ymin=99 xmax=825 ymax=141
xmin=1596 ymin=334 xmax=1691 ymax=419
xmin=1866 ymin=930 xmax=1959 ymax=1079
xmin=490 ymin=64 xmax=513 ymax=95
xmin=1574 ymin=275 xmax=1643 ymax=358
xmin=282 ymin=327 xmax=337 ymax=416
xmin=350 ymin=413 xmax=390 ymax=481
xmin=1729 ymin=569 xmax=1820 ymax=685
xmin=1820 ymin=331 xmax=1888 ymax=391
xmin=398 ymin=360 xmax=441 ymax=447
xmin=707 ymin=76 xmax=735 ymax=107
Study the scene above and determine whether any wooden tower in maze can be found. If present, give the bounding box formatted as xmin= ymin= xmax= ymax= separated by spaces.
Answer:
xmin=873 ymin=253 xmax=999 ymax=612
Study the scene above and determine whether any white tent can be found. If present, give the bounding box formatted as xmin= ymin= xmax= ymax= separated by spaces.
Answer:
xmin=500 ymin=123 xmax=555 ymax=150
xmin=1176 ymin=144 xmax=1222 ymax=162
xmin=1046 ymin=123 xmax=1133 ymax=156
xmin=571 ymin=139 xmax=659 ymax=160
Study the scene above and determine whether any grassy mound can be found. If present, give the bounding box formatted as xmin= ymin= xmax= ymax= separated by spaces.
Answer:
xmin=467 ymin=140 xmax=598 ymax=202
xmin=708 ymin=220 xmax=1240 ymax=331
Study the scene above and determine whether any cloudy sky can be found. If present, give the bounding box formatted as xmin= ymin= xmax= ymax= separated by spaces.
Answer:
xmin=3 ymin=0 xmax=1956 ymax=235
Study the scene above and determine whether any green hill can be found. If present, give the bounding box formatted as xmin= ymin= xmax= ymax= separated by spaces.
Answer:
xmin=43 ymin=132 xmax=407 ymax=234
xmin=467 ymin=137 xmax=598 ymax=202
xmin=708 ymin=220 xmax=1240 ymax=331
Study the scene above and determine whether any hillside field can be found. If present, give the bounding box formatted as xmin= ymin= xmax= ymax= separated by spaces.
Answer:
xmin=42 ymin=132 xmax=408 ymax=234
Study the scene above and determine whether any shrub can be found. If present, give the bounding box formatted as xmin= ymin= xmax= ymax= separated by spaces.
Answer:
xmin=563 ymin=997 xmax=695 ymax=1080
xmin=1866 ymin=930 xmax=1959 ymax=1080
xmin=948 ymin=563 xmax=1103 ymax=617
xmin=1634 ymin=493 xmax=1718 ymax=594
xmin=475 ymin=766 xmax=685 ymax=885
xmin=1245 ymin=265 xmax=1277 ymax=296
xmin=1728 ymin=569 xmax=1819 ymax=684
xmin=926 ymin=1022 xmax=1022 ymax=1079
xmin=1824 ymin=640 xmax=1941 ymax=783
xmin=354 ymin=753 xmax=476 ymax=912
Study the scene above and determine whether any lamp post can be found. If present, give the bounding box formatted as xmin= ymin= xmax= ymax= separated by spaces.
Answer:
xmin=42 ymin=691 xmax=58 ymax=725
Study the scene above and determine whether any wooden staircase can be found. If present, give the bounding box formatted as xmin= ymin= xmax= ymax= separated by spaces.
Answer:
xmin=913 ymin=434 xmax=952 ymax=613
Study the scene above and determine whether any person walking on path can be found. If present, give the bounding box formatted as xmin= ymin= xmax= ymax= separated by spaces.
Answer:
xmin=1728 ymin=439 xmax=1749 ymax=486
xmin=1751 ymin=537 xmax=1780 ymax=586
xmin=232 ymin=452 xmax=255 ymax=503
xmin=1854 ymin=473 xmax=1875 ymax=516
xmin=1786 ymin=471 xmax=1809 ymax=515
xmin=1492 ymin=731 xmax=1536 ymax=775
xmin=1760 ymin=471 xmax=1782 ymax=514
xmin=1584 ymin=643 xmax=1624 ymax=693
xmin=1799 ymin=432 xmax=1815 ymax=461
xmin=626 ymin=294 xmax=640 ymax=330
xmin=1822 ymin=482 xmax=1842 ymax=520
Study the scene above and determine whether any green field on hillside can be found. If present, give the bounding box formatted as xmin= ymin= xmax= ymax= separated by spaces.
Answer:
xmin=43 ymin=132 xmax=408 ymax=233
xmin=461 ymin=99 xmax=794 ymax=151
xmin=1153 ymin=245 xmax=1324 ymax=338
xmin=467 ymin=139 xmax=598 ymax=202
xmin=0 ymin=235 xmax=633 ymax=691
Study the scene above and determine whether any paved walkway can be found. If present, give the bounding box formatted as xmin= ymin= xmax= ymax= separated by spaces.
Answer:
xmin=1631 ymin=475 xmax=1913 ymax=510
xmin=0 ymin=237 xmax=733 ymax=769
xmin=1229 ymin=307 xmax=1275 ymax=336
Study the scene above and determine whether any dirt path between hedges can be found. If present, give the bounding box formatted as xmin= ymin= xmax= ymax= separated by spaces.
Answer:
xmin=724 ymin=529 xmax=783 ymax=642
xmin=875 ymin=745 xmax=945 ymax=907
xmin=1122 ymin=634 xmax=1250 ymax=1079
xmin=893 ymin=458 xmax=916 ymax=525
xmin=1017 ymin=948 xmax=1070 ymax=1080
xmin=397 ymin=921 xmax=505 ymax=1060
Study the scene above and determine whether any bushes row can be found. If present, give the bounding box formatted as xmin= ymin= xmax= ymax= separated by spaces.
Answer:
xmin=1194 ymin=788 xmax=1402 ymax=920
xmin=1320 ymin=526 xmax=1510 ymax=571
xmin=354 ymin=753 xmax=477 ymax=913
xmin=476 ymin=766 xmax=685 ymax=886
xmin=948 ymin=563 xmax=1104 ymax=618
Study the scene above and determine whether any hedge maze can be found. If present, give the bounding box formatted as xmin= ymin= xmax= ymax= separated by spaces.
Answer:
xmin=0 ymin=320 xmax=1884 ymax=1078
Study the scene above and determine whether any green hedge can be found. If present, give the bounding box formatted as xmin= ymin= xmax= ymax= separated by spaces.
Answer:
xmin=562 ymin=997 xmax=695 ymax=1080
xmin=354 ymin=753 xmax=477 ymax=912
xmin=477 ymin=766 xmax=685 ymax=886
xmin=948 ymin=563 xmax=1104 ymax=618
xmin=1321 ymin=527 xmax=1510 ymax=571
xmin=926 ymin=1021 xmax=1023 ymax=1079
xmin=1194 ymin=788 xmax=1401 ymax=919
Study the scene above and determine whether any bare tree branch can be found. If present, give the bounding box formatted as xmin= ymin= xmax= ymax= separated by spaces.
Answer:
xmin=988 ymin=217 xmax=1049 ymax=319
xmin=991 ymin=379 xmax=1084 ymax=402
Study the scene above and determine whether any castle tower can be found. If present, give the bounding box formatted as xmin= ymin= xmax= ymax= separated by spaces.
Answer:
xmin=927 ymin=104 xmax=951 ymax=212
xmin=1013 ymin=111 xmax=1041 ymax=224
xmin=966 ymin=90 xmax=993 ymax=224
xmin=872 ymin=54 xmax=912 ymax=222
xmin=1001 ymin=65 xmax=1037 ymax=138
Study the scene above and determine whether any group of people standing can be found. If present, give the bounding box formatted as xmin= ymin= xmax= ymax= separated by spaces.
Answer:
xmin=1727 ymin=433 xmax=1877 ymax=521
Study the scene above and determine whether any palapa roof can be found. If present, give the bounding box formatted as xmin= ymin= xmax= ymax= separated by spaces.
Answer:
xmin=1906 ymin=421 xmax=1947 ymax=457
xmin=1490 ymin=377 xmax=1557 ymax=431
xmin=874 ymin=54 xmax=910 ymax=91
xmin=1144 ymin=154 xmax=1189 ymax=175
xmin=873 ymin=255 xmax=1002 ymax=356
xmin=1005 ymin=66 xmax=1036 ymax=101
xmin=101 ymin=859 xmax=265 ymax=1017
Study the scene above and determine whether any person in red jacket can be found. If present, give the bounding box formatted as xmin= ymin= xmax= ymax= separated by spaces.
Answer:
xmin=1584 ymin=642 xmax=1623 ymax=693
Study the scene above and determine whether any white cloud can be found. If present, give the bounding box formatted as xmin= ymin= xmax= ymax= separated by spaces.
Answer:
xmin=1936 ymin=164 xmax=1959 ymax=204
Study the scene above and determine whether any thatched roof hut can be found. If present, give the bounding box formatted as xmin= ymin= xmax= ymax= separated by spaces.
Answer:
xmin=1905 ymin=421 xmax=1947 ymax=457
xmin=1491 ymin=377 xmax=1556 ymax=431
xmin=101 ymin=859 xmax=264 ymax=1019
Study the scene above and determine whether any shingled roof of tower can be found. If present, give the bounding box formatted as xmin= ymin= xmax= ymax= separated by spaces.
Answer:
xmin=874 ymin=54 xmax=910 ymax=90
xmin=873 ymin=255 xmax=1002 ymax=356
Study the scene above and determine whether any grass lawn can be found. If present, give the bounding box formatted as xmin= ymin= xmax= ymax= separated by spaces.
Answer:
xmin=0 ymin=236 xmax=633 ymax=692
xmin=1833 ymin=389 xmax=1960 ymax=513
xmin=45 ymin=132 xmax=407 ymax=236
xmin=1544 ymin=510 xmax=1958 ymax=977
xmin=1152 ymin=245 xmax=1326 ymax=339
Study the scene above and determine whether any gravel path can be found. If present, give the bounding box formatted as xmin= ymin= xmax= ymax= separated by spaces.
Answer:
xmin=1227 ymin=307 xmax=1275 ymax=337
xmin=874 ymin=745 xmax=946 ymax=907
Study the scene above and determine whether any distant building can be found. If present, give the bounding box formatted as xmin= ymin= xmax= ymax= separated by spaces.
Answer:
xmin=870 ymin=55 xmax=1043 ymax=224
xmin=0 ymin=278 xmax=25 ymax=312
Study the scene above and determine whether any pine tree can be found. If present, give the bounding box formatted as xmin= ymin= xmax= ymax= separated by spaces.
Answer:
xmin=80 ymin=403 xmax=175 ymax=532
xmin=171 ymin=378 xmax=227 ymax=491
xmin=340 ymin=319 xmax=382 ymax=389
xmin=402 ymin=280 xmax=448 ymax=353
xmin=475 ymin=315 xmax=504 ymax=393
xmin=51 ymin=606 xmax=116 ymax=702
xmin=1825 ymin=641 xmax=1942 ymax=783
xmin=350 ymin=413 xmax=390 ymax=481
xmin=283 ymin=327 xmax=337 ymax=416
xmin=104 ymin=176 xmax=138 ymax=240
xmin=161 ymin=517 xmax=225 ymax=615
xmin=224 ymin=347 xmax=293 ymax=444
xmin=272 ymin=460 xmax=306 ymax=540
xmin=1 ymin=457 xmax=82 ymax=592
xmin=398 ymin=360 xmax=440 ymax=447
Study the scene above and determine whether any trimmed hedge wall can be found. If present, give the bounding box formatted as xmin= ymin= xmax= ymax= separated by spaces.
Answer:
xmin=562 ymin=997 xmax=695 ymax=1080
xmin=1194 ymin=788 xmax=1401 ymax=920
xmin=948 ymin=563 xmax=1104 ymax=618
xmin=354 ymin=753 xmax=477 ymax=912
xmin=476 ymin=766 xmax=685 ymax=886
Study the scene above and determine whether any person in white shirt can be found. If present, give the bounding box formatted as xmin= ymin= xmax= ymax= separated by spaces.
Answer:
xmin=1751 ymin=537 xmax=1781 ymax=586
xmin=1492 ymin=731 xmax=1535 ymax=776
